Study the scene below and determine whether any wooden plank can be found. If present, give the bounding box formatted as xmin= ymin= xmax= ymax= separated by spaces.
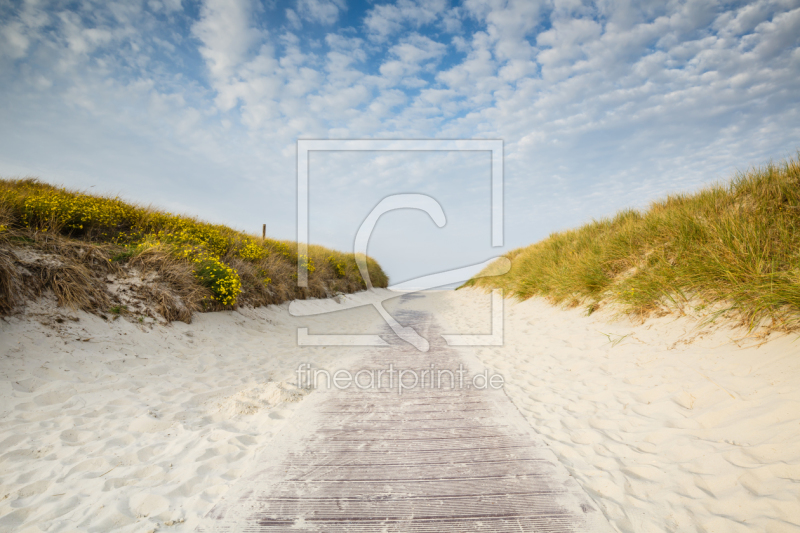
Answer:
xmin=199 ymin=308 xmax=613 ymax=532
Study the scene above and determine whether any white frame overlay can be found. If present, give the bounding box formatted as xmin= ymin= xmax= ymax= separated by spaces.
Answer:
xmin=295 ymin=139 xmax=505 ymax=349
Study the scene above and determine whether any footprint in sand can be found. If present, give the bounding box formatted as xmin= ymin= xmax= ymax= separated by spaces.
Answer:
xmin=33 ymin=387 xmax=76 ymax=406
xmin=59 ymin=429 xmax=94 ymax=445
xmin=129 ymin=492 xmax=169 ymax=518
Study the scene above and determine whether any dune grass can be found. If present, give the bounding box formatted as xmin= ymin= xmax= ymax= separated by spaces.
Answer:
xmin=464 ymin=154 xmax=800 ymax=330
xmin=0 ymin=178 xmax=388 ymax=320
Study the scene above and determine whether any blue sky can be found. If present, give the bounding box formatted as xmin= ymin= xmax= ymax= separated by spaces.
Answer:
xmin=1 ymin=0 xmax=799 ymax=286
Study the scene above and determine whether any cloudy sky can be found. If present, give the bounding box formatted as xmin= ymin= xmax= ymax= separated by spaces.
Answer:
xmin=1 ymin=0 xmax=799 ymax=286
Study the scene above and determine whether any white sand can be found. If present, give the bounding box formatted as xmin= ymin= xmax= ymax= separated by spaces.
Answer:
xmin=2 ymin=288 xmax=799 ymax=532
xmin=420 ymin=290 xmax=800 ymax=533
xmin=0 ymin=291 xmax=392 ymax=533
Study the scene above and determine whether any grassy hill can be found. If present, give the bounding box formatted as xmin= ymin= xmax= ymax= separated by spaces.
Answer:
xmin=0 ymin=178 xmax=387 ymax=321
xmin=463 ymin=154 xmax=800 ymax=330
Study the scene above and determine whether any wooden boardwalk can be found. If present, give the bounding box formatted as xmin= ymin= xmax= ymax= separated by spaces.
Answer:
xmin=199 ymin=303 xmax=613 ymax=532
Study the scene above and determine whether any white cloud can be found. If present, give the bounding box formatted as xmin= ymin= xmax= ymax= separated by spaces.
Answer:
xmin=748 ymin=7 xmax=800 ymax=61
xmin=325 ymin=33 xmax=366 ymax=61
xmin=0 ymin=21 xmax=32 ymax=59
xmin=296 ymin=0 xmax=346 ymax=25
xmin=191 ymin=0 xmax=264 ymax=82
xmin=58 ymin=12 xmax=115 ymax=56
xmin=308 ymin=84 xmax=371 ymax=115
xmin=391 ymin=33 xmax=447 ymax=64
xmin=285 ymin=8 xmax=302 ymax=30
xmin=364 ymin=0 xmax=448 ymax=42
xmin=436 ymin=31 xmax=498 ymax=94
xmin=714 ymin=0 xmax=779 ymax=37
xmin=163 ymin=0 xmax=183 ymax=12
xmin=440 ymin=7 xmax=464 ymax=33
xmin=378 ymin=33 xmax=447 ymax=83
xmin=148 ymin=0 xmax=183 ymax=13
xmin=483 ymin=0 xmax=543 ymax=61
xmin=536 ymin=17 xmax=602 ymax=76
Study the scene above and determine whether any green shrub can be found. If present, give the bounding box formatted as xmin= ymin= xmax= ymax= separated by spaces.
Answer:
xmin=192 ymin=255 xmax=242 ymax=306
xmin=328 ymin=255 xmax=346 ymax=278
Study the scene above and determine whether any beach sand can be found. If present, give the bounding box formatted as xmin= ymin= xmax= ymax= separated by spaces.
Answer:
xmin=1 ymin=289 xmax=799 ymax=532
xmin=421 ymin=289 xmax=800 ymax=533
xmin=0 ymin=291 xmax=392 ymax=533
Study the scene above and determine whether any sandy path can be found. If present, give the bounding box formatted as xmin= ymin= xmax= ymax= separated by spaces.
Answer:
xmin=198 ymin=296 xmax=613 ymax=532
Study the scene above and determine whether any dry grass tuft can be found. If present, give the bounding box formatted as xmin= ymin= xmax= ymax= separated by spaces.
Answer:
xmin=127 ymin=246 xmax=209 ymax=322
xmin=41 ymin=260 xmax=111 ymax=312
xmin=0 ymin=249 xmax=19 ymax=314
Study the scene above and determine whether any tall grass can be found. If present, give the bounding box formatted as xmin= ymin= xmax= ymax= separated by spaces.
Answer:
xmin=0 ymin=178 xmax=388 ymax=318
xmin=464 ymin=154 xmax=800 ymax=329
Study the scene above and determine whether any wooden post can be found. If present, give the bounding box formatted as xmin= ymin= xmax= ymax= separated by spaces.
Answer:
xmin=262 ymin=224 xmax=266 ymax=240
